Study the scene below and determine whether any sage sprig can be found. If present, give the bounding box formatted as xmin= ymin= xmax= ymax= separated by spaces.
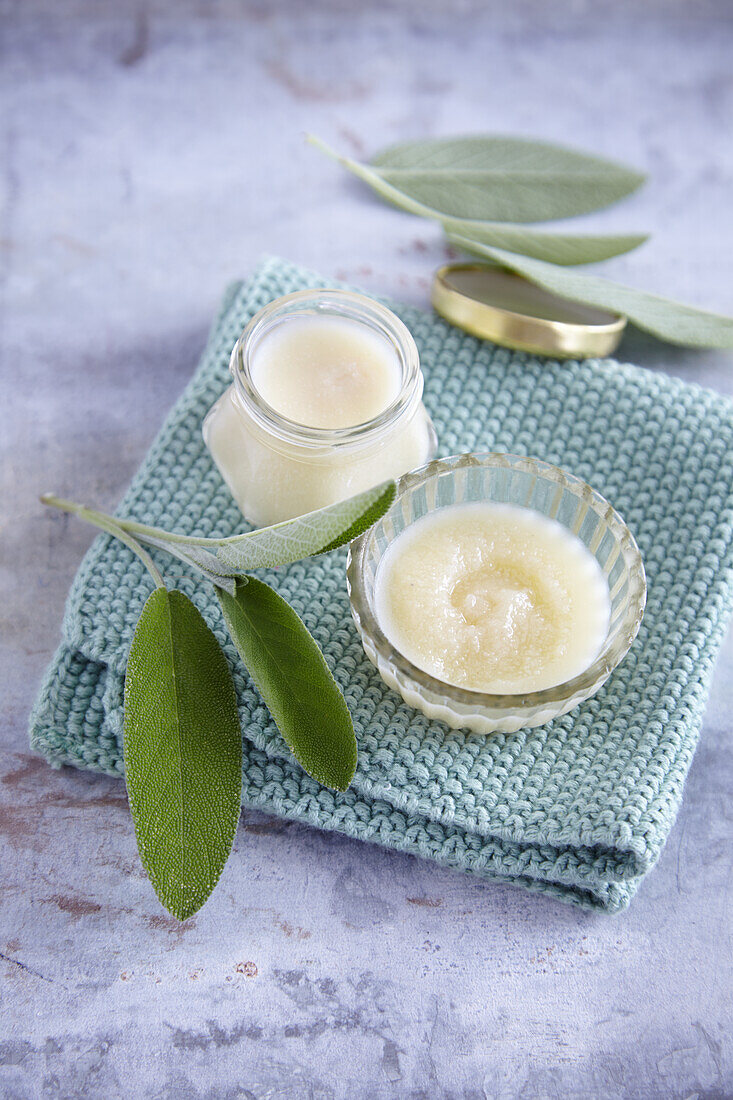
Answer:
xmin=42 ymin=480 xmax=396 ymax=919
xmin=311 ymin=134 xmax=733 ymax=349
xmin=42 ymin=480 xmax=395 ymax=578
xmin=308 ymin=135 xmax=647 ymax=266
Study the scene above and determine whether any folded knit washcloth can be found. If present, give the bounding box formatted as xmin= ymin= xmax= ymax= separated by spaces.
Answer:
xmin=30 ymin=256 xmax=733 ymax=912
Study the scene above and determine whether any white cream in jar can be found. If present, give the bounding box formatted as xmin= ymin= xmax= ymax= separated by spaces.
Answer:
xmin=375 ymin=502 xmax=611 ymax=695
xmin=203 ymin=290 xmax=437 ymax=527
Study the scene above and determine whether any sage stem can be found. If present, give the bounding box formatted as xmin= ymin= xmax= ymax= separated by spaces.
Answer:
xmin=41 ymin=495 xmax=166 ymax=588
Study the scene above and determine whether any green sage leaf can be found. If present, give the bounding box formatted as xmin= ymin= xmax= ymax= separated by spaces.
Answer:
xmin=310 ymin=135 xmax=644 ymax=225
xmin=215 ymin=480 xmax=396 ymax=571
xmin=371 ymin=136 xmax=645 ymax=221
xmin=217 ymin=578 xmax=357 ymax=792
xmin=442 ymin=221 xmax=648 ymax=266
xmin=448 ymin=236 xmax=733 ymax=349
xmin=124 ymin=588 xmax=242 ymax=921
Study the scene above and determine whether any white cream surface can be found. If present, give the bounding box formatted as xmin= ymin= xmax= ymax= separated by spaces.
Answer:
xmin=375 ymin=502 xmax=611 ymax=695
xmin=250 ymin=315 xmax=402 ymax=429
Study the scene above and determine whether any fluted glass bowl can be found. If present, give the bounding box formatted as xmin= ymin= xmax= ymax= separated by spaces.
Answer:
xmin=346 ymin=453 xmax=646 ymax=733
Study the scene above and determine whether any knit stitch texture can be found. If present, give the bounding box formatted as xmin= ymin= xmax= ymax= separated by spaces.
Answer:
xmin=29 ymin=257 xmax=733 ymax=912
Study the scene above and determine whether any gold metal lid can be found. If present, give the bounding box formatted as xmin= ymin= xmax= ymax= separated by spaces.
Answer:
xmin=432 ymin=263 xmax=626 ymax=359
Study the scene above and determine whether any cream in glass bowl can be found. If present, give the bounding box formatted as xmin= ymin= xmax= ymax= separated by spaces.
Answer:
xmin=347 ymin=453 xmax=646 ymax=734
xmin=203 ymin=289 xmax=437 ymax=526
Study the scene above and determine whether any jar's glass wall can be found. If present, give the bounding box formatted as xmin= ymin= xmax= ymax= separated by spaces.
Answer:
xmin=203 ymin=290 xmax=438 ymax=526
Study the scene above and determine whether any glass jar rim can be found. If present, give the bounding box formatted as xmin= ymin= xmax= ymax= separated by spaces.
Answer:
xmin=230 ymin=288 xmax=423 ymax=453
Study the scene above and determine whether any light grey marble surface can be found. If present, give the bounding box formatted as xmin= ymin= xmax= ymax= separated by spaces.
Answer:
xmin=1 ymin=2 xmax=732 ymax=1097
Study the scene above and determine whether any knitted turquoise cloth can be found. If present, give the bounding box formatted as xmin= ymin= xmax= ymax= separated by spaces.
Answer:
xmin=30 ymin=257 xmax=733 ymax=913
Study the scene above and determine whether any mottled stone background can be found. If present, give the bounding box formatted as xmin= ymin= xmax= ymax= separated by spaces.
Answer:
xmin=1 ymin=1 xmax=731 ymax=1097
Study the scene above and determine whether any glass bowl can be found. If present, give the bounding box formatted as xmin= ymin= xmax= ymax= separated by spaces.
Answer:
xmin=346 ymin=453 xmax=647 ymax=733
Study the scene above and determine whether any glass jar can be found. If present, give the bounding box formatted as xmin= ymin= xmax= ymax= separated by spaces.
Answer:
xmin=347 ymin=453 xmax=646 ymax=733
xmin=203 ymin=289 xmax=438 ymax=527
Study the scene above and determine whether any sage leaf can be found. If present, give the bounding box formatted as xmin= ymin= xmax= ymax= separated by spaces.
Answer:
xmin=371 ymin=136 xmax=645 ymax=221
xmin=215 ymin=480 xmax=396 ymax=571
xmin=217 ymin=578 xmax=357 ymax=792
xmin=448 ymin=236 xmax=733 ymax=349
xmin=310 ymin=135 xmax=645 ymax=224
xmin=441 ymin=221 xmax=648 ymax=266
xmin=124 ymin=588 xmax=242 ymax=921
